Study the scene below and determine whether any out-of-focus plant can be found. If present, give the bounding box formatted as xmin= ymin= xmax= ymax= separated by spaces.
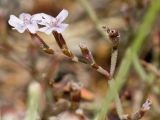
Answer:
xmin=25 ymin=81 xmax=41 ymax=120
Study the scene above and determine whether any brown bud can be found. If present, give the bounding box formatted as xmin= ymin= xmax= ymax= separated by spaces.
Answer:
xmin=43 ymin=48 xmax=54 ymax=54
xmin=52 ymin=31 xmax=68 ymax=49
xmin=62 ymin=48 xmax=74 ymax=58
xmin=79 ymin=42 xmax=95 ymax=64
xmin=103 ymin=27 xmax=120 ymax=48
xmin=69 ymin=82 xmax=81 ymax=110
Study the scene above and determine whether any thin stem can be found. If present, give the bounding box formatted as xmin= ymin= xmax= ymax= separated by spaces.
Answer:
xmin=133 ymin=55 xmax=148 ymax=81
xmin=108 ymin=79 xmax=124 ymax=119
xmin=110 ymin=49 xmax=118 ymax=77
xmin=109 ymin=46 xmax=124 ymax=119
xmin=78 ymin=0 xmax=106 ymax=37
xmin=52 ymin=32 xmax=110 ymax=78
xmin=140 ymin=60 xmax=160 ymax=77
xmin=103 ymin=27 xmax=124 ymax=119
xmin=124 ymin=99 xmax=152 ymax=120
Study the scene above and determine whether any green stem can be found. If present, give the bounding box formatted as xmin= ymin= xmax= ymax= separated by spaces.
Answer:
xmin=78 ymin=0 xmax=106 ymax=37
xmin=109 ymin=48 xmax=124 ymax=119
xmin=26 ymin=81 xmax=40 ymax=120
xmin=108 ymin=79 xmax=124 ymax=118
xmin=95 ymin=0 xmax=160 ymax=120
xmin=133 ymin=55 xmax=148 ymax=81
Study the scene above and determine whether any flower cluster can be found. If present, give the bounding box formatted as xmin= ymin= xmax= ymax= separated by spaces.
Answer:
xmin=8 ymin=9 xmax=69 ymax=34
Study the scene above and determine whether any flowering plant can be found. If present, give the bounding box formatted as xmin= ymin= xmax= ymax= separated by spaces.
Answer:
xmin=8 ymin=9 xmax=68 ymax=34
xmin=7 ymin=9 xmax=152 ymax=120
xmin=38 ymin=9 xmax=69 ymax=34
xmin=8 ymin=13 xmax=39 ymax=33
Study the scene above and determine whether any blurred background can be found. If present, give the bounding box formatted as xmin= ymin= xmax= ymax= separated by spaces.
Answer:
xmin=0 ymin=0 xmax=160 ymax=120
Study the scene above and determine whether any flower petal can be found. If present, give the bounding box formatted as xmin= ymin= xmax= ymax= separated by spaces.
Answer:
xmin=32 ymin=13 xmax=44 ymax=23
xmin=19 ymin=13 xmax=31 ymax=21
xmin=56 ymin=9 xmax=68 ymax=23
xmin=16 ymin=25 xmax=27 ymax=33
xmin=41 ymin=13 xmax=53 ymax=21
xmin=27 ymin=23 xmax=38 ymax=33
xmin=39 ymin=27 xmax=54 ymax=35
xmin=56 ymin=23 xmax=68 ymax=33
xmin=8 ymin=15 xmax=23 ymax=27
xmin=38 ymin=13 xmax=54 ymax=26
xmin=8 ymin=15 xmax=26 ymax=33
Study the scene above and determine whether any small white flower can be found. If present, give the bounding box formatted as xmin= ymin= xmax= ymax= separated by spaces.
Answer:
xmin=38 ymin=9 xmax=69 ymax=34
xmin=8 ymin=13 xmax=39 ymax=33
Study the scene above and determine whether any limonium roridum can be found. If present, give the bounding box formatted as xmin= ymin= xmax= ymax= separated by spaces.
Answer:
xmin=8 ymin=9 xmax=69 ymax=34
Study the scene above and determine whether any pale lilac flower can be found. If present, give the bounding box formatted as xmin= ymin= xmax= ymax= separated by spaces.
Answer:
xmin=8 ymin=13 xmax=39 ymax=33
xmin=142 ymin=99 xmax=151 ymax=111
xmin=38 ymin=9 xmax=69 ymax=34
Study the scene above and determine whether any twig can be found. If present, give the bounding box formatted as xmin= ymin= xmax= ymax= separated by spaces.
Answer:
xmin=106 ymin=27 xmax=124 ymax=119
xmin=52 ymin=31 xmax=110 ymax=78
xmin=108 ymin=79 xmax=124 ymax=119
xmin=79 ymin=41 xmax=110 ymax=78
xmin=124 ymin=99 xmax=152 ymax=120
xmin=140 ymin=60 xmax=160 ymax=77
xmin=44 ymin=57 xmax=60 ymax=87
